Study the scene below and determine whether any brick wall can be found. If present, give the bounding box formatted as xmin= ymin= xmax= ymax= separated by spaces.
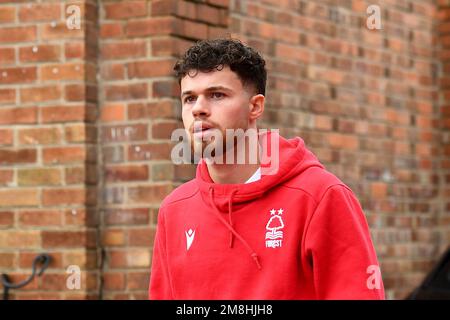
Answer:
xmin=0 ymin=0 xmax=99 ymax=299
xmin=0 ymin=0 xmax=448 ymax=300
xmin=230 ymin=0 xmax=444 ymax=299
xmin=437 ymin=0 xmax=450 ymax=283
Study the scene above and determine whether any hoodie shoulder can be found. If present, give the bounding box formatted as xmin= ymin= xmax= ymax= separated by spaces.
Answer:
xmin=282 ymin=166 xmax=346 ymax=204
xmin=161 ymin=179 xmax=199 ymax=207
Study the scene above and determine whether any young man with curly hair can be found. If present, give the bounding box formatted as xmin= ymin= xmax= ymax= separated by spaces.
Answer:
xmin=148 ymin=38 xmax=385 ymax=300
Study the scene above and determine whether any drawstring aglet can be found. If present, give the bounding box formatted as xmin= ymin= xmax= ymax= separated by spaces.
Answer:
xmin=251 ymin=253 xmax=262 ymax=270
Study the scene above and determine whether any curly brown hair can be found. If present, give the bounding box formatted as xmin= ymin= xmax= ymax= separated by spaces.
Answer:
xmin=174 ymin=38 xmax=267 ymax=95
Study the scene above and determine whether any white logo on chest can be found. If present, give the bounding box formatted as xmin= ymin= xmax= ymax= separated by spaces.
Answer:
xmin=265 ymin=208 xmax=284 ymax=248
xmin=185 ymin=229 xmax=195 ymax=251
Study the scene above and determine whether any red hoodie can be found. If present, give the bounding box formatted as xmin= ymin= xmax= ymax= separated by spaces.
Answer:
xmin=149 ymin=132 xmax=385 ymax=300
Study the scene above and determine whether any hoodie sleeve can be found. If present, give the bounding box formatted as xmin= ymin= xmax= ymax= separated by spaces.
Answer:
xmin=148 ymin=207 xmax=174 ymax=300
xmin=304 ymin=184 xmax=385 ymax=300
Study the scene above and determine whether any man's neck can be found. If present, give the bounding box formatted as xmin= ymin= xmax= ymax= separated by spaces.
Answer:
xmin=207 ymin=162 xmax=260 ymax=184
xmin=206 ymin=134 xmax=260 ymax=184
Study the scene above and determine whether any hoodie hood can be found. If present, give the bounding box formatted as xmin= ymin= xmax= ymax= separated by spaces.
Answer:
xmin=196 ymin=130 xmax=325 ymax=209
xmin=195 ymin=131 xmax=324 ymax=270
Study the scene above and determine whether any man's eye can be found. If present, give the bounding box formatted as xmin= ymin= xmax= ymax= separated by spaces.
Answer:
xmin=211 ymin=92 xmax=224 ymax=99
xmin=184 ymin=96 xmax=196 ymax=103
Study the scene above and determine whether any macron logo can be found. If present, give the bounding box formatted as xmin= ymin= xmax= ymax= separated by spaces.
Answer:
xmin=185 ymin=229 xmax=195 ymax=251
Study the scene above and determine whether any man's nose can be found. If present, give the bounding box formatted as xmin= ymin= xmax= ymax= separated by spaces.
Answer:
xmin=191 ymin=95 xmax=210 ymax=117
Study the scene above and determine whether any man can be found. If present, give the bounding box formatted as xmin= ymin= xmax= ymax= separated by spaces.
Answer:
xmin=148 ymin=38 xmax=385 ymax=299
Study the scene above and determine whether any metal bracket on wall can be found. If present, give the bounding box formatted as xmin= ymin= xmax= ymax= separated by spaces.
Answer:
xmin=1 ymin=254 xmax=52 ymax=300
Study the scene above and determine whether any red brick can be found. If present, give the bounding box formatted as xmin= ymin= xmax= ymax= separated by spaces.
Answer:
xmin=174 ymin=164 xmax=196 ymax=182
xmin=20 ymin=85 xmax=61 ymax=103
xmin=0 ymin=169 xmax=13 ymax=185
xmin=197 ymin=5 xmax=221 ymax=25
xmin=63 ymin=250 xmax=97 ymax=269
xmin=41 ymin=63 xmax=85 ymax=81
xmin=18 ymin=127 xmax=62 ymax=145
xmin=19 ymin=3 xmax=60 ymax=22
xmin=327 ymin=133 xmax=359 ymax=150
xmin=19 ymin=251 xmax=63 ymax=269
xmin=104 ymin=208 xmax=149 ymax=226
xmin=0 ymin=88 xmax=14 ymax=104
xmin=151 ymin=37 xmax=193 ymax=57
xmin=127 ymin=184 xmax=172 ymax=204
xmin=174 ymin=19 xmax=208 ymax=40
xmin=128 ymin=228 xmax=155 ymax=246
xmin=128 ymin=143 xmax=171 ymax=161
xmin=42 ymin=230 xmax=96 ymax=248
xmin=0 ymin=149 xmax=37 ymax=165
xmin=101 ymin=41 xmax=146 ymax=59
xmin=65 ymin=124 xmax=96 ymax=143
xmin=208 ymin=26 xmax=229 ymax=39
xmin=42 ymin=188 xmax=88 ymax=206
xmin=109 ymin=249 xmax=151 ymax=268
xmin=64 ymin=208 xmax=97 ymax=227
xmin=100 ymin=23 xmax=124 ymax=38
xmin=0 ymin=26 xmax=36 ymax=43
xmin=127 ymin=59 xmax=174 ymax=78
xmin=17 ymin=168 xmax=62 ymax=186
xmin=102 ymin=229 xmax=125 ymax=246
xmin=0 ymin=66 xmax=36 ymax=84
xmin=65 ymin=84 xmax=97 ymax=102
xmin=65 ymin=165 xmax=97 ymax=185
xmin=0 ymin=230 xmax=40 ymax=248
xmin=126 ymin=17 xmax=174 ymax=37
xmin=41 ymin=105 xmax=96 ymax=123
xmin=152 ymin=121 xmax=181 ymax=139
xmin=104 ymin=83 xmax=148 ymax=101
xmin=127 ymin=272 xmax=150 ymax=290
xmin=207 ymin=0 xmax=230 ymax=7
xmin=103 ymin=272 xmax=125 ymax=290
xmin=100 ymin=63 xmax=125 ymax=80
xmin=104 ymin=1 xmax=148 ymax=19
xmin=0 ymin=211 xmax=14 ymax=228
xmin=101 ymin=124 xmax=148 ymax=142
xmin=152 ymin=80 xmax=180 ymax=98
xmin=40 ymin=22 xmax=84 ymax=40
xmin=371 ymin=182 xmax=388 ymax=198
xmin=18 ymin=210 xmax=63 ymax=227
xmin=19 ymin=45 xmax=60 ymax=62
xmin=0 ymin=252 xmax=15 ymax=268
xmin=0 ymin=6 xmax=15 ymax=23
xmin=43 ymin=146 xmax=87 ymax=164
xmin=100 ymin=103 xmax=125 ymax=122
xmin=40 ymin=274 xmax=68 ymax=290
xmin=0 ymin=48 xmax=15 ymax=64
xmin=65 ymin=42 xmax=86 ymax=59
xmin=105 ymin=164 xmax=149 ymax=182
xmin=128 ymin=100 xmax=178 ymax=120
xmin=0 ymin=129 xmax=13 ymax=145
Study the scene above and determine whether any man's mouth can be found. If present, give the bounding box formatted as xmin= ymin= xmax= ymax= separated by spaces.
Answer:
xmin=193 ymin=122 xmax=212 ymax=133
xmin=193 ymin=122 xmax=215 ymax=139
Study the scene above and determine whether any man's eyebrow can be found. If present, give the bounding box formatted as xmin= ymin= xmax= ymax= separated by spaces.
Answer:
xmin=181 ymin=86 xmax=233 ymax=97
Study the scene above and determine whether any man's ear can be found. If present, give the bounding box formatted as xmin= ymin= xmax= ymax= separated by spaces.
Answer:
xmin=249 ymin=94 xmax=265 ymax=121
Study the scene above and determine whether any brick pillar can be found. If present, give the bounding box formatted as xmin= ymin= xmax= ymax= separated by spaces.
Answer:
xmin=98 ymin=0 xmax=229 ymax=299
xmin=0 ymin=1 xmax=99 ymax=299
xmin=437 ymin=1 xmax=450 ymax=258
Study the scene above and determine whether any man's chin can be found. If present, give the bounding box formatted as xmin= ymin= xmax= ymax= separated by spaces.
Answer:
xmin=191 ymin=140 xmax=225 ymax=161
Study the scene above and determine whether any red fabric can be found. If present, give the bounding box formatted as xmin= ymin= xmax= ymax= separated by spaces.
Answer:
xmin=149 ymin=132 xmax=385 ymax=299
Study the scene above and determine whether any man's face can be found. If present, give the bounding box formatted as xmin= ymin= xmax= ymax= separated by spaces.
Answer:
xmin=180 ymin=66 xmax=253 ymax=158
